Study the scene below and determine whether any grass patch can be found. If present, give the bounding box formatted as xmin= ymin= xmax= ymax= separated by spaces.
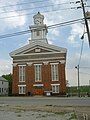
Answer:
xmin=54 ymin=111 xmax=66 ymax=115
xmin=69 ymin=112 xmax=77 ymax=120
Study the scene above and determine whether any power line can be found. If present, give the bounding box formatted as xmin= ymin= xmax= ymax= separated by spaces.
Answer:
xmin=0 ymin=30 xmax=30 ymax=39
xmin=0 ymin=7 xmax=81 ymax=20
xmin=78 ymin=23 xmax=86 ymax=66
xmin=0 ymin=4 xmax=80 ymax=15
xmin=0 ymin=0 xmax=49 ymax=8
xmin=80 ymin=72 xmax=90 ymax=75
xmin=78 ymin=40 xmax=84 ymax=65
xmin=0 ymin=18 xmax=83 ymax=39
xmin=0 ymin=0 xmax=69 ymax=9
xmin=80 ymin=67 xmax=90 ymax=69
xmin=85 ymin=5 xmax=90 ymax=7
xmin=48 ymin=18 xmax=83 ymax=29
xmin=81 ymin=0 xmax=90 ymax=46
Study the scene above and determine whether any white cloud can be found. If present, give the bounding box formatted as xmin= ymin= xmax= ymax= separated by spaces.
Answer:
xmin=5 ymin=12 xmax=26 ymax=28
xmin=66 ymin=68 xmax=77 ymax=86
xmin=49 ymin=28 xmax=60 ymax=37
xmin=48 ymin=39 xmax=53 ymax=44
xmin=0 ymin=59 xmax=12 ymax=76
xmin=66 ymin=51 xmax=90 ymax=86
xmin=0 ymin=0 xmax=26 ymax=31
xmin=51 ymin=0 xmax=69 ymax=4
xmin=68 ymin=23 xmax=84 ymax=45
xmin=44 ymin=12 xmax=63 ymax=40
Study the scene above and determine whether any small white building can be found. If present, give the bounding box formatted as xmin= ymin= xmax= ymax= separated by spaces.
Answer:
xmin=0 ymin=76 xmax=9 ymax=95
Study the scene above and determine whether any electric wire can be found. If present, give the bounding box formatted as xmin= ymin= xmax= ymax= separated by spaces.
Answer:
xmin=0 ymin=0 xmax=83 ymax=19
xmin=0 ymin=4 xmax=80 ymax=14
xmin=80 ymin=67 xmax=90 ymax=69
xmin=0 ymin=0 xmax=50 ymax=8
xmin=80 ymin=72 xmax=90 ymax=75
xmin=78 ymin=24 xmax=85 ymax=66
xmin=0 ymin=30 xmax=30 ymax=39
xmin=78 ymin=40 xmax=84 ymax=65
xmin=0 ymin=18 xmax=84 ymax=39
xmin=0 ymin=6 xmax=82 ymax=20
xmin=0 ymin=0 xmax=69 ymax=9
xmin=86 ymin=5 xmax=90 ymax=7
xmin=48 ymin=18 xmax=83 ymax=29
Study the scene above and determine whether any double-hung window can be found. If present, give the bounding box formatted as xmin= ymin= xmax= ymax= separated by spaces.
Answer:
xmin=34 ymin=64 xmax=42 ymax=82
xmin=19 ymin=65 xmax=26 ymax=82
xmin=51 ymin=63 xmax=58 ymax=81
xmin=52 ymin=84 xmax=60 ymax=93
xmin=18 ymin=85 xmax=26 ymax=94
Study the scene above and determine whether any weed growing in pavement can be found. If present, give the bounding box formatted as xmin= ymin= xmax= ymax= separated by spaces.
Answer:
xmin=70 ymin=112 xmax=77 ymax=119
xmin=17 ymin=114 xmax=22 ymax=117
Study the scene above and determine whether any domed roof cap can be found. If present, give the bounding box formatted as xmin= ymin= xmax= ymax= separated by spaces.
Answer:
xmin=33 ymin=12 xmax=44 ymax=19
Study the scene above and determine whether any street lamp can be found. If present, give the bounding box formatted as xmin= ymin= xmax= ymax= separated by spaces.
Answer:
xmin=75 ymin=65 xmax=80 ymax=97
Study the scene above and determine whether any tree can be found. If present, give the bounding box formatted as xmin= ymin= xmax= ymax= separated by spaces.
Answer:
xmin=2 ymin=73 xmax=12 ymax=95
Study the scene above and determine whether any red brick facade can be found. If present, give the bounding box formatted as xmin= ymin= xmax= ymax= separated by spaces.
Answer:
xmin=12 ymin=62 xmax=66 ymax=96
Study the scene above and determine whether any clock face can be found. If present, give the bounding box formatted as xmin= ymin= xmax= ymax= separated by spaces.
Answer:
xmin=34 ymin=18 xmax=42 ymax=25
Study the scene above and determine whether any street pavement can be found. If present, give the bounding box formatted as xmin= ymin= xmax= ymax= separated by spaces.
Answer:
xmin=0 ymin=96 xmax=90 ymax=106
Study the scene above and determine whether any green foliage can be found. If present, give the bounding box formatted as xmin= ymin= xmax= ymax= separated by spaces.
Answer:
xmin=67 ymin=86 xmax=90 ymax=96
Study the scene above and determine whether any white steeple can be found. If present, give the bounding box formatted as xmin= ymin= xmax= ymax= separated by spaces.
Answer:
xmin=29 ymin=12 xmax=48 ymax=44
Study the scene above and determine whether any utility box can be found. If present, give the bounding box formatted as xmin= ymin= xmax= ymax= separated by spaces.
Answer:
xmin=86 ymin=11 xmax=90 ymax=19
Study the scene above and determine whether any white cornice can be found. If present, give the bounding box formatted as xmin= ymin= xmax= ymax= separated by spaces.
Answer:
xmin=50 ymin=62 xmax=59 ymax=65
xmin=12 ymin=51 xmax=66 ymax=57
xmin=43 ymin=61 xmax=49 ymax=65
xmin=13 ymin=56 xmax=65 ymax=62
xmin=18 ymin=64 xmax=26 ymax=66
xmin=60 ymin=60 xmax=66 ymax=64
xmin=27 ymin=62 xmax=33 ymax=66
xmin=12 ymin=63 xmax=17 ymax=67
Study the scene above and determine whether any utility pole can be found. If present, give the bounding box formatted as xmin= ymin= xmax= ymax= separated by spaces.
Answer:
xmin=81 ymin=0 xmax=90 ymax=46
xmin=75 ymin=65 xmax=80 ymax=97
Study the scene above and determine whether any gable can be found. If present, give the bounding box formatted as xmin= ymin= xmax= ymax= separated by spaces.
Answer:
xmin=21 ymin=45 xmax=60 ymax=55
xmin=10 ymin=41 xmax=67 ymax=57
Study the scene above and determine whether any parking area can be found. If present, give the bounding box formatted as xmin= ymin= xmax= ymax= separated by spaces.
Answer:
xmin=0 ymin=97 xmax=90 ymax=120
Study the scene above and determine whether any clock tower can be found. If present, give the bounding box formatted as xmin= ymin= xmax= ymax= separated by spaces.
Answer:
xmin=29 ymin=12 xmax=48 ymax=43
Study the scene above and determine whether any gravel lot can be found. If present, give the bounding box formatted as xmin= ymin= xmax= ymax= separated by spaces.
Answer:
xmin=0 ymin=97 xmax=90 ymax=120
xmin=0 ymin=104 xmax=77 ymax=120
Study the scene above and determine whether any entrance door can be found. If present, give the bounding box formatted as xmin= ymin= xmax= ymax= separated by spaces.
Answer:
xmin=34 ymin=88 xmax=44 ymax=95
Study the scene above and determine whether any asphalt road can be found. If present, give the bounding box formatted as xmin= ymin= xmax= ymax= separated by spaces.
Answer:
xmin=0 ymin=96 xmax=90 ymax=106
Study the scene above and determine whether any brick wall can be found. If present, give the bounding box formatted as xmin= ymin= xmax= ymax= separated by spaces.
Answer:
xmin=12 ymin=62 xmax=66 ymax=96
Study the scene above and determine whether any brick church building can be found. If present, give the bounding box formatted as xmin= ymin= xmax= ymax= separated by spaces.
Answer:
xmin=10 ymin=12 xmax=67 ymax=96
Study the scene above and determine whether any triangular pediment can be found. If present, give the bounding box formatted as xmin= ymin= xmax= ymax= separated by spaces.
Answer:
xmin=23 ymin=45 xmax=60 ymax=54
xmin=10 ymin=41 xmax=67 ymax=57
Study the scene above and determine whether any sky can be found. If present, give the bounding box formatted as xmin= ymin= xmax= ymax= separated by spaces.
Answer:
xmin=0 ymin=0 xmax=90 ymax=86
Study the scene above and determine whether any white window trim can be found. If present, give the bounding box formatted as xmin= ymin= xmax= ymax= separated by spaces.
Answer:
xmin=51 ymin=84 xmax=60 ymax=93
xmin=34 ymin=64 xmax=42 ymax=82
xmin=51 ymin=63 xmax=59 ymax=81
xmin=19 ymin=65 xmax=26 ymax=82
xmin=51 ymin=84 xmax=60 ymax=86
xmin=18 ymin=65 xmax=26 ymax=66
xmin=34 ymin=64 xmax=42 ymax=66
xmin=18 ymin=85 xmax=26 ymax=87
xmin=33 ymin=84 xmax=44 ymax=87
xmin=50 ymin=62 xmax=59 ymax=65
xmin=18 ymin=85 xmax=26 ymax=94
